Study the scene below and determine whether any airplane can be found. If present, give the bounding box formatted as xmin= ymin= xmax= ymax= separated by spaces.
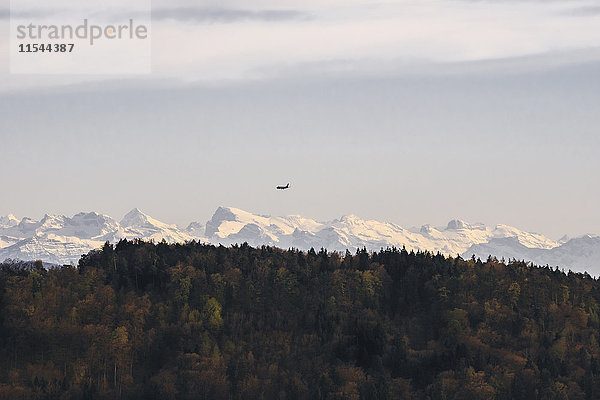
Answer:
xmin=276 ymin=183 xmax=290 ymax=190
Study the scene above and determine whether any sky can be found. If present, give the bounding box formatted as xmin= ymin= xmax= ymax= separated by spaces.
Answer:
xmin=0 ymin=0 xmax=599 ymax=239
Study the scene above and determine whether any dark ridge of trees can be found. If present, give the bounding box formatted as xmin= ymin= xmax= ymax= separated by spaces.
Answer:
xmin=0 ymin=239 xmax=599 ymax=399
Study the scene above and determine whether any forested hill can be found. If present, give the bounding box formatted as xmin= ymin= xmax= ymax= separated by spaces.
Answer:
xmin=1 ymin=241 xmax=600 ymax=399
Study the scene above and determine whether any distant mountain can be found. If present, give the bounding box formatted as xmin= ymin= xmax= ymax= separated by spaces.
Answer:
xmin=200 ymin=207 xmax=559 ymax=255
xmin=0 ymin=214 xmax=19 ymax=228
xmin=463 ymin=235 xmax=600 ymax=274
xmin=0 ymin=207 xmax=598 ymax=274
xmin=0 ymin=209 xmax=198 ymax=265
xmin=119 ymin=208 xmax=194 ymax=243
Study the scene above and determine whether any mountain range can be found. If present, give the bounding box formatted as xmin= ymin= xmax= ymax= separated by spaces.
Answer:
xmin=1 ymin=207 xmax=598 ymax=274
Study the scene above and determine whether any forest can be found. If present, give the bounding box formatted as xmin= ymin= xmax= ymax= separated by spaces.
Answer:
xmin=1 ymin=240 xmax=600 ymax=399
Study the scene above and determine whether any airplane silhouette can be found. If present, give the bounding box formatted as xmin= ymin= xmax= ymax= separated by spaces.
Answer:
xmin=276 ymin=183 xmax=290 ymax=190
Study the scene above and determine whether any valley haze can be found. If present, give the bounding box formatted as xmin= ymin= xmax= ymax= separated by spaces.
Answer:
xmin=1 ymin=207 xmax=598 ymax=276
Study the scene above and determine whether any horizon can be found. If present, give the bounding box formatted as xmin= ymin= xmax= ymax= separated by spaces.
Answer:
xmin=1 ymin=204 xmax=594 ymax=242
xmin=4 ymin=202 xmax=600 ymax=275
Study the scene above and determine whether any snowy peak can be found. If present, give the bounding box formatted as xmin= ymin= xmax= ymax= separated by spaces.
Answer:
xmin=337 ymin=214 xmax=363 ymax=224
xmin=205 ymin=206 xmax=244 ymax=237
xmin=491 ymin=224 xmax=558 ymax=250
xmin=446 ymin=219 xmax=468 ymax=230
xmin=16 ymin=217 xmax=40 ymax=234
xmin=185 ymin=221 xmax=205 ymax=237
xmin=445 ymin=219 xmax=486 ymax=231
xmin=120 ymin=208 xmax=174 ymax=232
xmin=420 ymin=224 xmax=435 ymax=234
xmin=119 ymin=208 xmax=195 ymax=243
xmin=120 ymin=208 xmax=153 ymax=227
xmin=0 ymin=214 xmax=19 ymax=228
xmin=203 ymin=206 xmax=323 ymax=242
xmin=61 ymin=212 xmax=120 ymax=240
xmin=0 ymin=209 xmax=200 ymax=265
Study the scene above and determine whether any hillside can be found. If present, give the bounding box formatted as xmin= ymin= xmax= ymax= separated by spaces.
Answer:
xmin=1 ymin=241 xmax=600 ymax=399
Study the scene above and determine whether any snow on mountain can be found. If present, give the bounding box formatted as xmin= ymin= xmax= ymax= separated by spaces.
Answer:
xmin=0 ymin=214 xmax=19 ymax=228
xmin=0 ymin=236 xmax=18 ymax=248
xmin=0 ymin=212 xmax=120 ymax=241
xmin=0 ymin=206 xmax=597 ymax=274
xmin=65 ymin=212 xmax=121 ymax=239
xmin=119 ymin=208 xmax=195 ymax=243
xmin=0 ymin=209 xmax=201 ymax=265
xmin=410 ymin=220 xmax=560 ymax=255
xmin=490 ymin=224 xmax=558 ymax=249
xmin=0 ymin=234 xmax=104 ymax=265
xmin=199 ymin=207 xmax=560 ymax=256
xmin=462 ymin=235 xmax=600 ymax=276
xmin=204 ymin=206 xmax=324 ymax=246
xmin=185 ymin=221 xmax=206 ymax=237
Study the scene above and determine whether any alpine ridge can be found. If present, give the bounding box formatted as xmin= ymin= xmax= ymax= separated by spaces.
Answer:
xmin=0 ymin=207 xmax=598 ymax=274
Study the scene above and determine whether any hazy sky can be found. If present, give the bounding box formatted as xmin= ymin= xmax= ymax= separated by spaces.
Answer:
xmin=1 ymin=0 xmax=599 ymax=239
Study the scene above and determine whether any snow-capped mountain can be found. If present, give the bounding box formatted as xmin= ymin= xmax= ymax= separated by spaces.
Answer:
xmin=185 ymin=221 xmax=206 ymax=237
xmin=119 ymin=208 xmax=194 ymax=243
xmin=0 ymin=209 xmax=199 ymax=265
xmin=0 ymin=214 xmax=19 ymax=228
xmin=204 ymin=207 xmax=325 ymax=246
xmin=463 ymin=235 xmax=600 ymax=274
xmin=0 ymin=234 xmax=104 ymax=266
xmin=0 ymin=207 xmax=598 ymax=274
xmin=200 ymin=207 xmax=559 ymax=256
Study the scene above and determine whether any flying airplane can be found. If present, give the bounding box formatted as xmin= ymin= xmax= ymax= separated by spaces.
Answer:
xmin=276 ymin=183 xmax=290 ymax=190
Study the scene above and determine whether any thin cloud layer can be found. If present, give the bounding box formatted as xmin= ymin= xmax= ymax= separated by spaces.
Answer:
xmin=151 ymin=8 xmax=311 ymax=23
xmin=1 ymin=0 xmax=600 ymax=89
xmin=147 ymin=0 xmax=600 ymax=82
xmin=563 ymin=6 xmax=600 ymax=17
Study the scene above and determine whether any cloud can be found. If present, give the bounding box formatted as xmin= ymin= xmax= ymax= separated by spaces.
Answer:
xmin=0 ymin=9 xmax=61 ymax=19
xmin=0 ymin=7 xmax=311 ymax=22
xmin=563 ymin=6 xmax=600 ymax=17
xmin=151 ymin=8 xmax=312 ymax=23
xmin=3 ymin=0 xmax=600 ymax=89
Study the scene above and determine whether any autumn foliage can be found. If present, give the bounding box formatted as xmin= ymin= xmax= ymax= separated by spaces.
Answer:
xmin=0 ymin=240 xmax=599 ymax=399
